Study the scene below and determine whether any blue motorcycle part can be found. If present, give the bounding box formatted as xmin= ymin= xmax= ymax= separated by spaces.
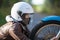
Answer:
xmin=42 ymin=16 xmax=60 ymax=22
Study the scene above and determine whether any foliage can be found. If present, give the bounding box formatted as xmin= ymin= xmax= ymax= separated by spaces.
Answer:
xmin=0 ymin=0 xmax=19 ymax=26
xmin=42 ymin=0 xmax=60 ymax=15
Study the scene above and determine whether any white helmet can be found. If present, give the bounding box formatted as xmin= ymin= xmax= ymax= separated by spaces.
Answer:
xmin=11 ymin=2 xmax=34 ymax=21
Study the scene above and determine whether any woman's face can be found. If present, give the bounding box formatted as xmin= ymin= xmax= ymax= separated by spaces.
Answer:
xmin=21 ymin=13 xmax=31 ymax=25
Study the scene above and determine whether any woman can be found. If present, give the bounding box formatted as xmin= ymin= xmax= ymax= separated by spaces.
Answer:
xmin=0 ymin=2 xmax=34 ymax=40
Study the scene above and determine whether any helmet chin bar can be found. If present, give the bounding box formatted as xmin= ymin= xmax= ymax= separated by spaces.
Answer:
xmin=27 ymin=18 xmax=31 ymax=24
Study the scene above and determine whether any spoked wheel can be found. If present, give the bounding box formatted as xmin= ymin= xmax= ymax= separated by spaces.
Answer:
xmin=30 ymin=21 xmax=60 ymax=40
xmin=35 ymin=24 xmax=60 ymax=40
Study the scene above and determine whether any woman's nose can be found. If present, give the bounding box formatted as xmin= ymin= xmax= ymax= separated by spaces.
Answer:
xmin=25 ymin=15 xmax=30 ymax=18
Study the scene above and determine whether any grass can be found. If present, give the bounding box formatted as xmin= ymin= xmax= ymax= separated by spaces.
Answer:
xmin=0 ymin=0 xmax=19 ymax=26
xmin=0 ymin=7 xmax=11 ymax=26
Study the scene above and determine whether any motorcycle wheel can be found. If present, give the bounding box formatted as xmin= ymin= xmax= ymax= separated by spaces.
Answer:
xmin=30 ymin=20 xmax=60 ymax=40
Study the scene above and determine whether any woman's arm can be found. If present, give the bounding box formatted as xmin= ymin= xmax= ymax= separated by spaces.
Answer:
xmin=50 ymin=31 xmax=60 ymax=40
xmin=9 ymin=29 xmax=20 ymax=40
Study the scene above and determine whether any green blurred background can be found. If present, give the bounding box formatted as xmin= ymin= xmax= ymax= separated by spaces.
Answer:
xmin=0 ymin=0 xmax=60 ymax=26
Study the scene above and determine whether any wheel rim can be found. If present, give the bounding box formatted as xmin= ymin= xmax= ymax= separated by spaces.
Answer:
xmin=34 ymin=24 xmax=60 ymax=40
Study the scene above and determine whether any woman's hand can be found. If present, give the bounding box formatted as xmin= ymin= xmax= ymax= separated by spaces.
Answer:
xmin=50 ymin=37 xmax=58 ymax=40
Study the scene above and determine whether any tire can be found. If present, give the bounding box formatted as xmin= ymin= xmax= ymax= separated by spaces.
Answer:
xmin=30 ymin=20 xmax=60 ymax=40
